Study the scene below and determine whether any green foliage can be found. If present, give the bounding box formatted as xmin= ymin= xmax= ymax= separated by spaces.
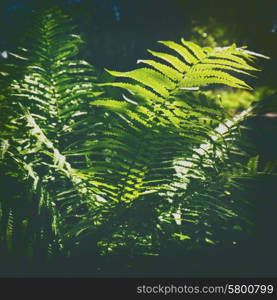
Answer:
xmin=204 ymin=86 xmax=276 ymax=115
xmin=191 ymin=20 xmax=273 ymax=115
xmin=85 ymin=33 xmax=269 ymax=255
xmin=191 ymin=20 xmax=234 ymax=48
xmin=0 ymin=7 xmax=102 ymax=258
xmin=0 ymin=7 xmax=274 ymax=267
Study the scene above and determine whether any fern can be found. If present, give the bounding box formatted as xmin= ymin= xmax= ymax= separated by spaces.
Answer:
xmin=0 ymin=7 xmax=273 ymax=268
xmin=81 ymin=39 xmax=267 ymax=255
xmin=0 ymin=7 xmax=103 ymax=258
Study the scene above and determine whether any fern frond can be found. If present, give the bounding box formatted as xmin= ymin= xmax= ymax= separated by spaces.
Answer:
xmin=158 ymin=41 xmax=198 ymax=64
xmin=106 ymin=68 xmax=175 ymax=98
xmin=0 ymin=7 xmax=103 ymax=257
xmin=83 ymin=39 xmax=265 ymax=255
xmin=147 ymin=49 xmax=190 ymax=72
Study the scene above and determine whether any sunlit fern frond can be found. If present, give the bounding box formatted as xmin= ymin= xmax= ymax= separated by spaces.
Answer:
xmin=77 ymin=39 xmax=266 ymax=254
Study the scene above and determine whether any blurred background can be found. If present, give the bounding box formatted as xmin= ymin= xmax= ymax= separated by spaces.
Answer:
xmin=1 ymin=0 xmax=277 ymax=113
xmin=0 ymin=0 xmax=276 ymax=81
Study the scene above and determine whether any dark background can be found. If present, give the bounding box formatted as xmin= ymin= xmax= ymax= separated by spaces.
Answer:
xmin=0 ymin=0 xmax=276 ymax=87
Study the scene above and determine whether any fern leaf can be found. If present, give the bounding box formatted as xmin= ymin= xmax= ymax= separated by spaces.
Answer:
xmin=147 ymin=49 xmax=190 ymax=72
xmin=106 ymin=68 xmax=175 ymax=98
xmin=90 ymin=99 xmax=132 ymax=111
xmin=137 ymin=59 xmax=183 ymax=81
xmin=181 ymin=38 xmax=206 ymax=60
xmin=98 ymin=82 xmax=163 ymax=103
xmin=158 ymin=41 xmax=198 ymax=64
